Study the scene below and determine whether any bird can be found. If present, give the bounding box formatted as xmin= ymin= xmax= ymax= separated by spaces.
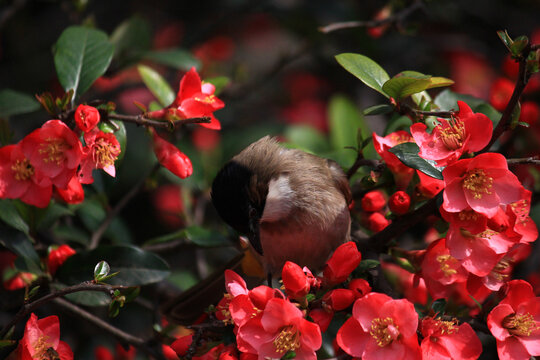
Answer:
xmin=211 ymin=136 xmax=352 ymax=279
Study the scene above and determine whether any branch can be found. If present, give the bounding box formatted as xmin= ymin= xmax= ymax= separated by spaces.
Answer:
xmin=507 ymin=155 xmax=540 ymax=165
xmin=346 ymin=154 xmax=382 ymax=179
xmin=52 ymin=298 xmax=165 ymax=360
xmin=0 ymin=282 xmax=127 ymax=339
xmin=480 ymin=43 xmax=534 ymax=153
xmin=397 ymin=102 xmax=456 ymax=120
xmin=319 ymin=0 xmax=424 ymax=33
xmin=107 ymin=113 xmax=211 ymax=129
xmin=89 ymin=163 xmax=160 ymax=249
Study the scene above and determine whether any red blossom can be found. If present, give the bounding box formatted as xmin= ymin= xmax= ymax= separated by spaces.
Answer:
xmin=361 ymin=190 xmax=386 ymax=212
xmin=416 ymin=170 xmax=444 ymax=198
xmin=373 ymin=130 xmax=415 ymax=189
xmin=18 ymin=313 xmax=73 ymax=360
xmin=410 ymin=101 xmax=493 ymax=166
xmin=282 ymin=261 xmax=311 ymax=300
xmin=48 ymin=244 xmax=76 ymax=275
xmin=487 ymin=280 xmax=540 ymax=360
xmin=75 ymin=104 xmax=100 ymax=132
xmin=0 ymin=144 xmax=52 ymax=208
xmin=388 ymin=190 xmax=410 ymax=215
xmin=323 ymin=241 xmax=362 ymax=285
xmin=348 ymin=278 xmax=372 ymax=299
xmin=21 ymin=119 xmax=83 ymax=189
xmin=309 ymin=308 xmax=333 ymax=333
xmin=78 ymin=129 xmax=121 ymax=184
xmin=366 ymin=211 xmax=390 ymax=232
xmin=151 ymin=128 xmax=193 ymax=179
xmin=55 ymin=175 xmax=84 ymax=204
xmin=336 ymin=292 xmax=421 ymax=359
xmin=442 ymin=152 xmax=525 ymax=218
xmin=489 ymin=77 xmax=514 ymax=111
xmin=420 ymin=316 xmax=482 ymax=360
xmin=323 ymin=289 xmax=356 ymax=311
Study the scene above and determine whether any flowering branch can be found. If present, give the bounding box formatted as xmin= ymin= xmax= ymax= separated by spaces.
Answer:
xmin=0 ymin=282 xmax=128 ymax=339
xmin=107 ymin=113 xmax=211 ymax=129
xmin=319 ymin=0 xmax=424 ymax=33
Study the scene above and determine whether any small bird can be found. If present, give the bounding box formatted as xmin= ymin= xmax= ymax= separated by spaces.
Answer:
xmin=211 ymin=136 xmax=352 ymax=277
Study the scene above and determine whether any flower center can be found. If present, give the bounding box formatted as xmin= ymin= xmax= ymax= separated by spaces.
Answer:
xmin=11 ymin=158 xmax=35 ymax=181
xmin=39 ymin=138 xmax=68 ymax=165
xmin=503 ymin=313 xmax=539 ymax=337
xmin=491 ymin=259 xmax=511 ymax=281
xmin=32 ymin=334 xmax=54 ymax=359
xmin=92 ymin=138 xmax=120 ymax=168
xmin=439 ymin=119 xmax=465 ymax=150
xmin=273 ymin=325 xmax=300 ymax=354
xmin=436 ymin=254 xmax=458 ymax=276
xmin=431 ymin=318 xmax=459 ymax=337
xmin=390 ymin=134 xmax=411 ymax=145
xmin=462 ymin=169 xmax=493 ymax=199
xmin=370 ymin=317 xmax=399 ymax=347
xmin=457 ymin=210 xmax=478 ymax=222
xmin=195 ymin=94 xmax=216 ymax=104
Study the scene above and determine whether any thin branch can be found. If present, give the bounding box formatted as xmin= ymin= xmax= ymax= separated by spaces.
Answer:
xmin=480 ymin=43 xmax=534 ymax=153
xmin=347 ymin=154 xmax=381 ymax=179
xmin=52 ymin=298 xmax=165 ymax=360
xmin=319 ymin=0 xmax=424 ymax=33
xmin=89 ymin=163 xmax=160 ymax=250
xmin=0 ymin=282 xmax=127 ymax=339
xmin=397 ymin=102 xmax=456 ymax=120
xmin=507 ymin=156 xmax=540 ymax=165
xmin=107 ymin=113 xmax=211 ymax=129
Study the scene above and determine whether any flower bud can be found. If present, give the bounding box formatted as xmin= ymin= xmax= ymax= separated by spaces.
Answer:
xmin=323 ymin=289 xmax=356 ymax=311
xmin=323 ymin=241 xmax=362 ymax=285
xmin=348 ymin=278 xmax=371 ymax=298
xmin=367 ymin=212 xmax=390 ymax=232
xmin=388 ymin=191 xmax=411 ymax=215
xmin=361 ymin=190 xmax=386 ymax=212
xmin=47 ymin=244 xmax=76 ymax=275
xmin=75 ymin=104 xmax=100 ymax=132
xmin=282 ymin=261 xmax=310 ymax=300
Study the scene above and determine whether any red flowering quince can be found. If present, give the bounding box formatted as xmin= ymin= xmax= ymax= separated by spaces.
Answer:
xmin=150 ymin=128 xmax=193 ymax=179
xmin=74 ymin=104 xmax=100 ymax=132
xmin=416 ymin=170 xmax=444 ymax=198
xmin=20 ymin=119 xmax=83 ymax=189
xmin=235 ymin=297 xmax=322 ymax=360
xmin=47 ymin=244 xmax=76 ymax=275
xmin=381 ymin=262 xmax=428 ymax=306
xmin=281 ymin=261 xmax=316 ymax=300
xmin=410 ymin=101 xmax=493 ymax=166
xmin=16 ymin=313 xmax=73 ymax=360
xmin=420 ymin=316 xmax=482 ymax=360
xmin=487 ymin=280 xmax=540 ymax=360
xmin=322 ymin=241 xmax=362 ymax=285
xmin=0 ymin=144 xmax=52 ymax=207
xmin=336 ymin=292 xmax=421 ymax=360
xmin=55 ymin=175 xmax=84 ymax=204
xmin=372 ymin=130 xmax=415 ymax=188
xmin=147 ymin=67 xmax=224 ymax=130
xmin=442 ymin=152 xmax=525 ymax=218
xmin=78 ymin=128 xmax=121 ymax=184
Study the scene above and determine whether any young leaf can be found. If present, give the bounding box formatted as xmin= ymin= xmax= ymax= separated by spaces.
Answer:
xmin=389 ymin=142 xmax=443 ymax=180
xmin=335 ymin=53 xmax=390 ymax=97
xmin=497 ymin=30 xmax=514 ymax=50
xmin=0 ymin=89 xmax=40 ymax=118
xmin=138 ymin=65 xmax=175 ymax=107
xmin=184 ymin=226 xmax=230 ymax=247
xmin=54 ymin=26 xmax=114 ymax=99
xmin=144 ymin=49 xmax=201 ymax=71
xmin=94 ymin=260 xmax=111 ymax=280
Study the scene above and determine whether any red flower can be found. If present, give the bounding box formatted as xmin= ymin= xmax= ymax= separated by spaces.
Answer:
xmin=147 ymin=67 xmax=225 ymax=130
xmin=323 ymin=289 xmax=356 ymax=311
xmin=309 ymin=308 xmax=333 ymax=333
xmin=94 ymin=346 xmax=114 ymax=360
xmin=348 ymin=278 xmax=372 ymax=299
xmin=361 ymin=190 xmax=386 ymax=212
xmin=367 ymin=212 xmax=390 ymax=232
xmin=48 ymin=244 xmax=76 ymax=275
xmin=4 ymin=272 xmax=36 ymax=290
xmin=336 ymin=292 xmax=421 ymax=359
xmin=410 ymin=101 xmax=493 ymax=166
xmin=0 ymin=144 xmax=52 ymax=207
xmin=519 ymin=101 xmax=540 ymax=126
xmin=323 ymin=241 xmax=362 ymax=285
xmin=373 ymin=131 xmax=415 ymax=189
xmin=55 ymin=175 xmax=84 ymax=204
xmin=388 ymin=190 xmax=410 ymax=215
xmin=416 ymin=170 xmax=444 ymax=198
xmin=75 ymin=104 xmax=100 ymax=132
xmin=487 ymin=280 xmax=540 ymax=360
xmin=78 ymin=129 xmax=121 ymax=184
xmin=170 ymin=335 xmax=193 ymax=358
xmin=21 ymin=120 xmax=83 ymax=189
xmin=442 ymin=152 xmax=524 ymax=218
xmin=420 ymin=316 xmax=482 ymax=360
xmin=236 ymin=297 xmax=322 ymax=360
xmin=282 ymin=261 xmax=310 ymax=300
xmin=381 ymin=262 xmax=428 ymax=305
xmin=18 ymin=313 xmax=73 ymax=360
xmin=489 ymin=77 xmax=514 ymax=111
xmin=151 ymin=128 xmax=193 ymax=179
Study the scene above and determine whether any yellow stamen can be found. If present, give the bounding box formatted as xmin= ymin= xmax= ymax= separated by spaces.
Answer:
xmin=370 ymin=317 xmax=399 ymax=347
xmin=92 ymin=138 xmax=120 ymax=168
xmin=39 ymin=138 xmax=68 ymax=165
xmin=462 ymin=169 xmax=493 ymax=199
xmin=436 ymin=254 xmax=458 ymax=276
xmin=503 ymin=313 xmax=539 ymax=336
xmin=274 ymin=325 xmax=300 ymax=354
xmin=11 ymin=159 xmax=34 ymax=181
xmin=439 ymin=120 xmax=466 ymax=150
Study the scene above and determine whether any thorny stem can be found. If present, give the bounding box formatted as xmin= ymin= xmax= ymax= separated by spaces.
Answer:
xmin=319 ymin=0 xmax=424 ymax=33
xmin=0 ymin=282 xmax=128 ymax=339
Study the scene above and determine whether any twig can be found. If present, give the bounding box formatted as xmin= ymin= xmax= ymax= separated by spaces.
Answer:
xmin=0 ymin=282 xmax=127 ymax=339
xmin=89 ymin=163 xmax=160 ymax=250
xmin=507 ymin=156 xmax=540 ymax=166
xmin=319 ymin=0 xmax=424 ymax=33
xmin=346 ymin=154 xmax=381 ymax=179
xmin=480 ymin=43 xmax=534 ymax=153
xmin=52 ymin=298 xmax=165 ymax=360
xmin=107 ymin=113 xmax=211 ymax=129
xmin=396 ymin=102 xmax=456 ymax=120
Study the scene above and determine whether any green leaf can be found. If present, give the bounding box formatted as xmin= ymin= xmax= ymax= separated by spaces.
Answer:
xmin=94 ymin=260 xmax=111 ymax=279
xmin=56 ymin=245 xmax=170 ymax=286
xmin=431 ymin=298 xmax=447 ymax=314
xmin=54 ymin=26 xmax=114 ymax=98
xmin=434 ymin=89 xmax=484 ymax=111
xmin=0 ymin=89 xmax=40 ymax=118
xmin=204 ymin=76 xmax=230 ymax=96
xmin=335 ymin=53 xmax=390 ymax=97
xmin=0 ymin=340 xmax=16 ymax=349
xmin=363 ymin=104 xmax=393 ymax=116
xmin=357 ymin=259 xmax=380 ymax=272
xmin=0 ymin=226 xmax=41 ymax=273
xmin=184 ymin=226 xmax=230 ymax=247
xmin=76 ymin=198 xmax=132 ymax=245
xmin=510 ymin=101 xmax=521 ymax=129
xmin=35 ymin=202 xmax=73 ymax=232
xmin=144 ymin=49 xmax=201 ymax=71
xmin=497 ymin=30 xmax=513 ymax=50
xmin=138 ymin=65 xmax=175 ymax=107
xmin=389 ymin=142 xmax=443 ymax=180
xmin=110 ymin=16 xmax=151 ymax=67
xmin=383 ymin=71 xmax=454 ymax=100
xmin=0 ymin=199 xmax=29 ymax=234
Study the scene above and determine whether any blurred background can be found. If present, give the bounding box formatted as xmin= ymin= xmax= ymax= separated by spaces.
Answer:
xmin=1 ymin=0 xmax=540 ymax=358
